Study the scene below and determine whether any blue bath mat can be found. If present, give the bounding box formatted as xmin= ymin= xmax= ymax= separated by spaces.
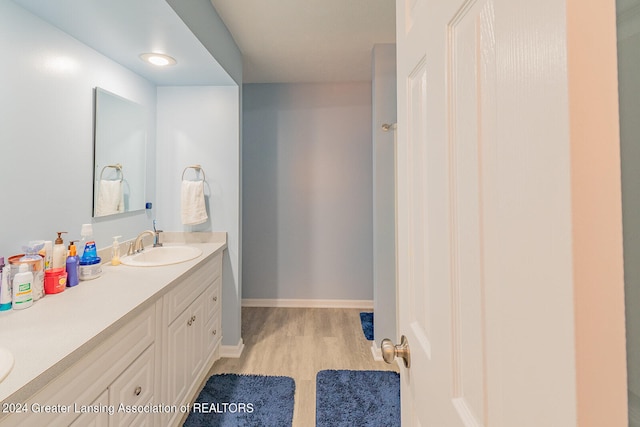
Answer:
xmin=360 ymin=312 xmax=374 ymax=340
xmin=183 ymin=374 xmax=295 ymax=427
xmin=316 ymin=370 xmax=400 ymax=427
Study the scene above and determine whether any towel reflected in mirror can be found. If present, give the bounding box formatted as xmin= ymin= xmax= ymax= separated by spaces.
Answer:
xmin=95 ymin=180 xmax=124 ymax=216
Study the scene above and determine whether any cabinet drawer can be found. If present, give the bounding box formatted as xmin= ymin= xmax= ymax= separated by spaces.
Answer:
xmin=203 ymin=276 xmax=221 ymax=323
xmin=108 ymin=344 xmax=155 ymax=426
xmin=164 ymin=253 xmax=221 ymax=324
xmin=205 ymin=309 xmax=221 ymax=357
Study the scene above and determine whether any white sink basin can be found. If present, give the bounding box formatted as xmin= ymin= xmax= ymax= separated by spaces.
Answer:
xmin=0 ymin=348 xmax=14 ymax=383
xmin=121 ymin=246 xmax=202 ymax=267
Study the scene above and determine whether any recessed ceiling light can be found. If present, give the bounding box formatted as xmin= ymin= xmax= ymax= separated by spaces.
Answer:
xmin=139 ymin=53 xmax=177 ymax=67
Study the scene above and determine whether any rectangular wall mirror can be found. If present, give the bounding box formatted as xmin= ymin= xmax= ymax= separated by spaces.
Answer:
xmin=93 ymin=87 xmax=147 ymax=217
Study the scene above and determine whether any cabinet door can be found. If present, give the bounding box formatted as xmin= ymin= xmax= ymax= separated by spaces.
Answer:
xmin=188 ymin=297 xmax=206 ymax=380
xmin=165 ymin=296 xmax=207 ymax=426
xmin=109 ymin=344 xmax=155 ymax=427
xmin=69 ymin=390 xmax=109 ymax=427
xmin=166 ymin=307 xmax=192 ymax=409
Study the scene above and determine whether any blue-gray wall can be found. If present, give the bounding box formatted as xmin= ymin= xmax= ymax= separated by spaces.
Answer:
xmin=167 ymin=1 xmax=244 ymax=347
xmin=156 ymin=86 xmax=241 ymax=348
xmin=166 ymin=0 xmax=242 ymax=86
xmin=0 ymin=0 xmax=157 ymax=256
xmin=242 ymin=83 xmax=373 ymax=301
xmin=2 ymin=1 xmax=244 ymax=349
xmin=618 ymin=22 xmax=640 ymax=424
xmin=372 ymin=44 xmax=397 ymax=346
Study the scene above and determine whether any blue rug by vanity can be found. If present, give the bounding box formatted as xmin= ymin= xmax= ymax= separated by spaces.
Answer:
xmin=316 ymin=370 xmax=400 ymax=427
xmin=359 ymin=312 xmax=374 ymax=340
xmin=183 ymin=374 xmax=295 ymax=427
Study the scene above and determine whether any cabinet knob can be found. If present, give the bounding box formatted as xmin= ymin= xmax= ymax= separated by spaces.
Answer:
xmin=192 ymin=315 xmax=196 ymax=322
xmin=134 ymin=386 xmax=142 ymax=396
xmin=212 ymin=329 xmax=217 ymax=336
xmin=213 ymin=296 xmax=217 ymax=302
xmin=187 ymin=319 xmax=193 ymax=326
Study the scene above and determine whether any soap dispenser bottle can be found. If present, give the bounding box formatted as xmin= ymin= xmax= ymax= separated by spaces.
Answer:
xmin=52 ymin=232 xmax=68 ymax=270
xmin=111 ymin=236 xmax=122 ymax=266
xmin=66 ymin=241 xmax=79 ymax=287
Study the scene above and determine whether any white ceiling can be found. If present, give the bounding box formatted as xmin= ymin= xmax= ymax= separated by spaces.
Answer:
xmin=210 ymin=0 xmax=396 ymax=83
xmin=11 ymin=0 xmax=395 ymax=85
xmin=12 ymin=0 xmax=235 ymax=86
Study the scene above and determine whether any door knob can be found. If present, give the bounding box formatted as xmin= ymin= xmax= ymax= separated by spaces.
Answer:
xmin=381 ymin=335 xmax=411 ymax=368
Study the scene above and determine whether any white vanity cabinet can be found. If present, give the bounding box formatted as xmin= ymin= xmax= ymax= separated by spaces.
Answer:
xmin=69 ymin=390 xmax=109 ymax=427
xmin=162 ymin=251 xmax=222 ymax=427
xmin=0 ymin=303 xmax=158 ymax=427
xmin=0 ymin=244 xmax=225 ymax=427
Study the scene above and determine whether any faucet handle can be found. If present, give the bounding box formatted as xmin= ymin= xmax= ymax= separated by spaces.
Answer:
xmin=127 ymin=241 xmax=134 ymax=256
xmin=154 ymin=229 xmax=163 ymax=248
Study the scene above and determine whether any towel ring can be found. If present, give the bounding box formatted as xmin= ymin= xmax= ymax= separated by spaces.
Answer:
xmin=99 ymin=163 xmax=124 ymax=182
xmin=182 ymin=165 xmax=205 ymax=182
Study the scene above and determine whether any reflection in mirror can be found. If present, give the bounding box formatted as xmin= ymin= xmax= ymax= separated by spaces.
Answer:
xmin=93 ymin=87 xmax=147 ymax=217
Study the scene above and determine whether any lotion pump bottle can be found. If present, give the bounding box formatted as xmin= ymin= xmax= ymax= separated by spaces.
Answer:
xmin=66 ymin=241 xmax=79 ymax=287
xmin=111 ymin=236 xmax=122 ymax=266
xmin=52 ymin=232 xmax=68 ymax=270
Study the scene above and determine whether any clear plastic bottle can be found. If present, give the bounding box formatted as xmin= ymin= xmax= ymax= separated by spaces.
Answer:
xmin=20 ymin=241 xmax=45 ymax=301
xmin=79 ymin=224 xmax=102 ymax=281
xmin=111 ymin=236 xmax=122 ymax=266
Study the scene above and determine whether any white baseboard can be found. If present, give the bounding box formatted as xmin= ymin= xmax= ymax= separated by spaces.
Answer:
xmin=241 ymin=298 xmax=374 ymax=309
xmin=370 ymin=341 xmax=383 ymax=362
xmin=220 ymin=338 xmax=244 ymax=358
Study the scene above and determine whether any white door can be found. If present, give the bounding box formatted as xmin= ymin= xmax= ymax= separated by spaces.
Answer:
xmin=393 ymin=0 xmax=627 ymax=426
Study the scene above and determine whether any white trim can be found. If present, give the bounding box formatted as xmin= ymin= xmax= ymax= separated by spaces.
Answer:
xmin=370 ymin=341 xmax=384 ymax=362
xmin=241 ymin=298 xmax=374 ymax=309
xmin=220 ymin=338 xmax=244 ymax=358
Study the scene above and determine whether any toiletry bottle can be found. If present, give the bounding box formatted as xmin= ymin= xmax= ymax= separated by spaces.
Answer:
xmin=52 ymin=232 xmax=68 ymax=270
xmin=12 ymin=263 xmax=33 ymax=310
xmin=20 ymin=241 xmax=45 ymax=301
xmin=79 ymin=224 xmax=102 ymax=281
xmin=111 ymin=236 xmax=122 ymax=266
xmin=0 ymin=258 xmax=9 ymax=311
xmin=66 ymin=241 xmax=79 ymax=287
xmin=40 ymin=241 xmax=53 ymax=271
xmin=80 ymin=224 xmax=98 ymax=262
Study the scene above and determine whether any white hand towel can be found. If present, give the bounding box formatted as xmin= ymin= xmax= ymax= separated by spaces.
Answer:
xmin=181 ymin=180 xmax=208 ymax=225
xmin=95 ymin=180 xmax=124 ymax=216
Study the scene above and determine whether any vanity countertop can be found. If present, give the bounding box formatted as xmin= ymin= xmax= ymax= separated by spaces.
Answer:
xmin=0 ymin=236 xmax=226 ymax=404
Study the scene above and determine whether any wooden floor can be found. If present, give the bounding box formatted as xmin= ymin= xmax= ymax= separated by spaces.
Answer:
xmin=207 ymin=307 xmax=399 ymax=426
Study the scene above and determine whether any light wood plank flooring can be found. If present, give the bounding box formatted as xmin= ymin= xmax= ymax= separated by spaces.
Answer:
xmin=206 ymin=307 xmax=398 ymax=426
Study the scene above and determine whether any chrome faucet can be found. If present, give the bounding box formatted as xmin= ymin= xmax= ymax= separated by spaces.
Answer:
xmin=133 ymin=230 xmax=155 ymax=253
xmin=131 ymin=221 xmax=163 ymax=254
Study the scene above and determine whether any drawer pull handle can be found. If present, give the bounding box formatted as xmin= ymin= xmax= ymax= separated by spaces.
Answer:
xmin=212 ymin=329 xmax=217 ymax=335
xmin=192 ymin=315 xmax=196 ymax=322
xmin=134 ymin=386 xmax=142 ymax=396
xmin=213 ymin=296 xmax=217 ymax=302
xmin=187 ymin=319 xmax=193 ymax=326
